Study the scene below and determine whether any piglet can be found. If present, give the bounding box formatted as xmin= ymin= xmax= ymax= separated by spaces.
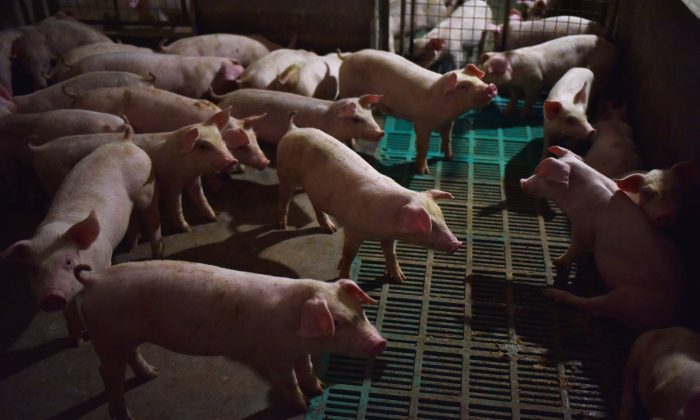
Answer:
xmin=520 ymin=146 xmax=686 ymax=330
xmin=616 ymin=159 xmax=700 ymax=227
xmin=236 ymin=48 xmax=317 ymax=89
xmin=542 ymin=67 xmax=596 ymax=160
xmin=584 ymin=105 xmax=644 ymax=178
xmin=339 ymin=49 xmax=497 ymax=174
xmin=58 ymin=52 xmax=244 ymax=98
xmin=480 ymin=34 xmax=616 ymax=118
xmin=32 ymin=110 xmax=238 ymax=231
xmin=69 ymin=260 xmax=386 ymax=418
xmin=278 ymin=114 xmax=462 ymax=281
xmin=620 ymin=327 xmax=700 ymax=420
xmin=8 ymin=71 xmax=154 ymax=113
xmin=488 ymin=13 xmax=604 ymax=50
xmin=0 ymin=140 xmax=162 ymax=313
xmin=66 ymin=86 xmax=270 ymax=170
xmin=215 ymin=88 xmax=384 ymax=144
xmin=160 ymin=33 xmax=273 ymax=66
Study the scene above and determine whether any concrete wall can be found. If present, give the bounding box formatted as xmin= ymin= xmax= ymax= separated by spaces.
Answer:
xmin=613 ymin=0 xmax=700 ymax=168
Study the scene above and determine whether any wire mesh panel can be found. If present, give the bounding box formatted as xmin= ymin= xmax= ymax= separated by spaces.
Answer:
xmin=49 ymin=0 xmax=194 ymax=35
xmin=392 ymin=0 xmax=613 ymax=70
xmin=306 ymin=98 xmax=635 ymax=419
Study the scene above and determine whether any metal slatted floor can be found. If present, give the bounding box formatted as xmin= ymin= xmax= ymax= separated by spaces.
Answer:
xmin=306 ymin=98 xmax=634 ymax=419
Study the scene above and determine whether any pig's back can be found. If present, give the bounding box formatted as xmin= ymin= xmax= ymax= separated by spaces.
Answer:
xmin=81 ymin=261 xmax=304 ymax=355
xmin=548 ymin=67 xmax=593 ymax=100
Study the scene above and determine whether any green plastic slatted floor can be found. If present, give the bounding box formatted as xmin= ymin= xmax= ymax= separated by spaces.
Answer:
xmin=305 ymin=97 xmax=634 ymax=419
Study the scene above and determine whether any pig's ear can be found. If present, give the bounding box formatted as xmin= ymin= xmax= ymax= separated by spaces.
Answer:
xmin=181 ymin=127 xmax=200 ymax=152
xmin=396 ymin=204 xmax=432 ymax=234
xmin=337 ymin=101 xmax=357 ymax=118
xmin=543 ymin=100 xmax=562 ymax=120
xmin=428 ymin=38 xmax=445 ymax=51
xmin=205 ymin=109 xmax=231 ymax=131
xmin=670 ymin=159 xmax=700 ymax=180
xmin=573 ymin=81 xmax=588 ymax=105
xmin=338 ymin=279 xmax=377 ymax=304
xmin=64 ymin=211 xmax=100 ymax=250
xmin=241 ymin=113 xmax=267 ymax=130
xmin=477 ymin=52 xmax=493 ymax=65
xmin=358 ymin=94 xmax=382 ymax=109
xmin=425 ymin=189 xmax=454 ymax=200
xmin=463 ymin=63 xmax=485 ymax=79
xmin=299 ymin=297 xmax=335 ymax=338
xmin=443 ymin=73 xmax=459 ymax=94
xmin=535 ymin=158 xmax=570 ymax=187
xmin=0 ymin=239 xmax=32 ymax=261
xmin=277 ymin=64 xmax=301 ymax=87
xmin=487 ymin=55 xmax=509 ymax=74
xmin=615 ymin=173 xmax=645 ymax=193
xmin=222 ymin=127 xmax=250 ymax=148
xmin=218 ymin=60 xmax=245 ymax=82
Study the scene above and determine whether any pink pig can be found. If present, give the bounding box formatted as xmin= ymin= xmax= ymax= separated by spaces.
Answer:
xmin=68 ymin=260 xmax=386 ymax=418
xmin=277 ymin=115 xmax=462 ymax=281
xmin=520 ymin=146 xmax=686 ymax=330
xmin=339 ymin=49 xmax=497 ymax=174
xmin=1 ymin=140 xmax=162 ymax=312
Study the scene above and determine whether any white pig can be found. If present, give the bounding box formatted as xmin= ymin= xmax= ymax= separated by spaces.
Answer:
xmin=339 ymin=49 xmax=497 ymax=174
xmin=487 ymin=13 xmax=604 ymax=50
xmin=68 ymin=260 xmax=386 ymax=417
xmin=58 ymin=52 xmax=245 ymax=98
xmin=235 ymin=48 xmax=317 ymax=89
xmin=542 ymin=67 xmax=596 ymax=160
xmin=616 ymin=159 xmax=700 ymax=227
xmin=215 ymin=89 xmax=384 ymax=144
xmin=0 ymin=140 xmax=163 ymax=312
xmin=66 ymin=86 xmax=270 ymax=170
xmin=520 ymin=146 xmax=686 ymax=330
xmin=584 ymin=105 xmax=644 ymax=178
xmin=620 ymin=327 xmax=700 ymax=420
xmin=32 ymin=110 xmax=239 ymax=231
xmin=277 ymin=115 xmax=463 ymax=281
xmin=7 ymin=71 xmax=154 ymax=113
xmin=411 ymin=0 xmax=493 ymax=68
xmin=479 ymin=34 xmax=616 ymax=118
xmin=159 ymin=33 xmax=273 ymax=66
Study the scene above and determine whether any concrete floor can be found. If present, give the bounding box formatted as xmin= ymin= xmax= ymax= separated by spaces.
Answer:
xmin=0 ymin=138 xmax=369 ymax=419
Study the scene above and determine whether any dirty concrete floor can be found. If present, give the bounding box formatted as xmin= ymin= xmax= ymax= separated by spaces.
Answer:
xmin=0 ymin=138 xmax=381 ymax=419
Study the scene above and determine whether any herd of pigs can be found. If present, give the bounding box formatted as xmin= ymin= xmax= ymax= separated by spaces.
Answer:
xmin=0 ymin=4 xmax=699 ymax=420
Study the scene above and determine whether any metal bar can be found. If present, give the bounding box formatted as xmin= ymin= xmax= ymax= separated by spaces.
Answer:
xmin=399 ymin=0 xmax=406 ymax=54
xmin=501 ymin=0 xmax=513 ymax=51
xmin=408 ymin=0 xmax=416 ymax=58
xmin=378 ymin=0 xmax=389 ymax=51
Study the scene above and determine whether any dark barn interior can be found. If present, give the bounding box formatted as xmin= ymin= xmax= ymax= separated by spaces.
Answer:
xmin=1 ymin=1 xmax=699 ymax=419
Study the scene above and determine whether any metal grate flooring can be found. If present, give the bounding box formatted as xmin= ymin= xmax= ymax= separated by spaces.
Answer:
xmin=306 ymin=97 xmax=634 ymax=419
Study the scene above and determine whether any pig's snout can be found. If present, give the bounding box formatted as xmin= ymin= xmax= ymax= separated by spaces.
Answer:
xmin=485 ymin=83 xmax=498 ymax=99
xmin=373 ymin=130 xmax=385 ymax=141
xmin=448 ymin=241 xmax=463 ymax=254
xmin=224 ymin=157 xmax=238 ymax=171
xmin=586 ymin=128 xmax=597 ymax=139
xmin=520 ymin=178 xmax=530 ymax=193
xmin=367 ymin=337 xmax=387 ymax=357
xmin=40 ymin=291 xmax=67 ymax=311
xmin=255 ymin=158 xmax=271 ymax=171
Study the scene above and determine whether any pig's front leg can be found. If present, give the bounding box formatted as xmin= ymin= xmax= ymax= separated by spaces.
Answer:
xmin=413 ymin=123 xmax=432 ymax=175
xmin=504 ymin=88 xmax=522 ymax=117
xmin=135 ymin=181 xmax=164 ymax=258
xmin=294 ymin=355 xmax=323 ymax=396
xmin=276 ymin=173 xmax=296 ymax=230
xmin=520 ymin=85 xmax=540 ymax=119
xmin=162 ymin=186 xmax=191 ymax=232
xmin=438 ymin=121 xmax=454 ymax=160
xmin=96 ymin=353 xmax=132 ymax=420
xmin=381 ymin=239 xmax=405 ymax=282
xmin=553 ymin=227 xmax=590 ymax=266
xmin=127 ymin=347 xmax=159 ymax=379
xmin=313 ymin=204 xmax=336 ymax=233
xmin=338 ymin=229 xmax=364 ymax=278
xmin=185 ymin=176 xmax=218 ymax=222
xmin=264 ymin=361 xmax=308 ymax=413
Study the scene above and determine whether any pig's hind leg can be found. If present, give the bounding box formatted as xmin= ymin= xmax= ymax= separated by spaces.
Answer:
xmin=276 ymin=165 xmax=297 ymax=229
xmin=134 ymin=180 xmax=164 ymax=258
xmin=381 ymin=239 xmax=405 ymax=281
xmin=264 ymin=361 xmax=308 ymax=412
xmin=313 ymin=205 xmax=336 ymax=233
xmin=338 ymin=230 xmax=364 ymax=278
xmin=93 ymin=342 xmax=133 ymax=420
xmin=185 ymin=176 xmax=218 ymax=222
xmin=294 ymin=355 xmax=323 ymax=396
xmin=438 ymin=121 xmax=454 ymax=160
xmin=128 ymin=347 xmax=159 ymax=379
xmin=413 ymin=124 xmax=432 ymax=175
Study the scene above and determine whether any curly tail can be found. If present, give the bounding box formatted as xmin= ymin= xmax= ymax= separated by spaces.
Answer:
xmin=336 ymin=49 xmax=350 ymax=60
xmin=159 ymin=38 xmax=169 ymax=51
xmin=62 ymin=85 xmax=78 ymax=100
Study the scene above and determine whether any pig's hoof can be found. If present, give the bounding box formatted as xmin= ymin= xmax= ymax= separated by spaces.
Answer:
xmin=137 ymin=365 xmax=159 ymax=379
xmin=386 ymin=268 xmax=405 ymax=282
xmin=443 ymin=153 xmax=453 ymax=161
xmin=416 ymin=165 xmax=430 ymax=175
xmin=308 ymin=379 xmax=324 ymax=396
xmin=177 ymin=223 xmax=192 ymax=233
xmin=205 ymin=213 xmax=218 ymax=222
xmin=277 ymin=220 xmax=288 ymax=230
xmin=319 ymin=217 xmax=336 ymax=234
